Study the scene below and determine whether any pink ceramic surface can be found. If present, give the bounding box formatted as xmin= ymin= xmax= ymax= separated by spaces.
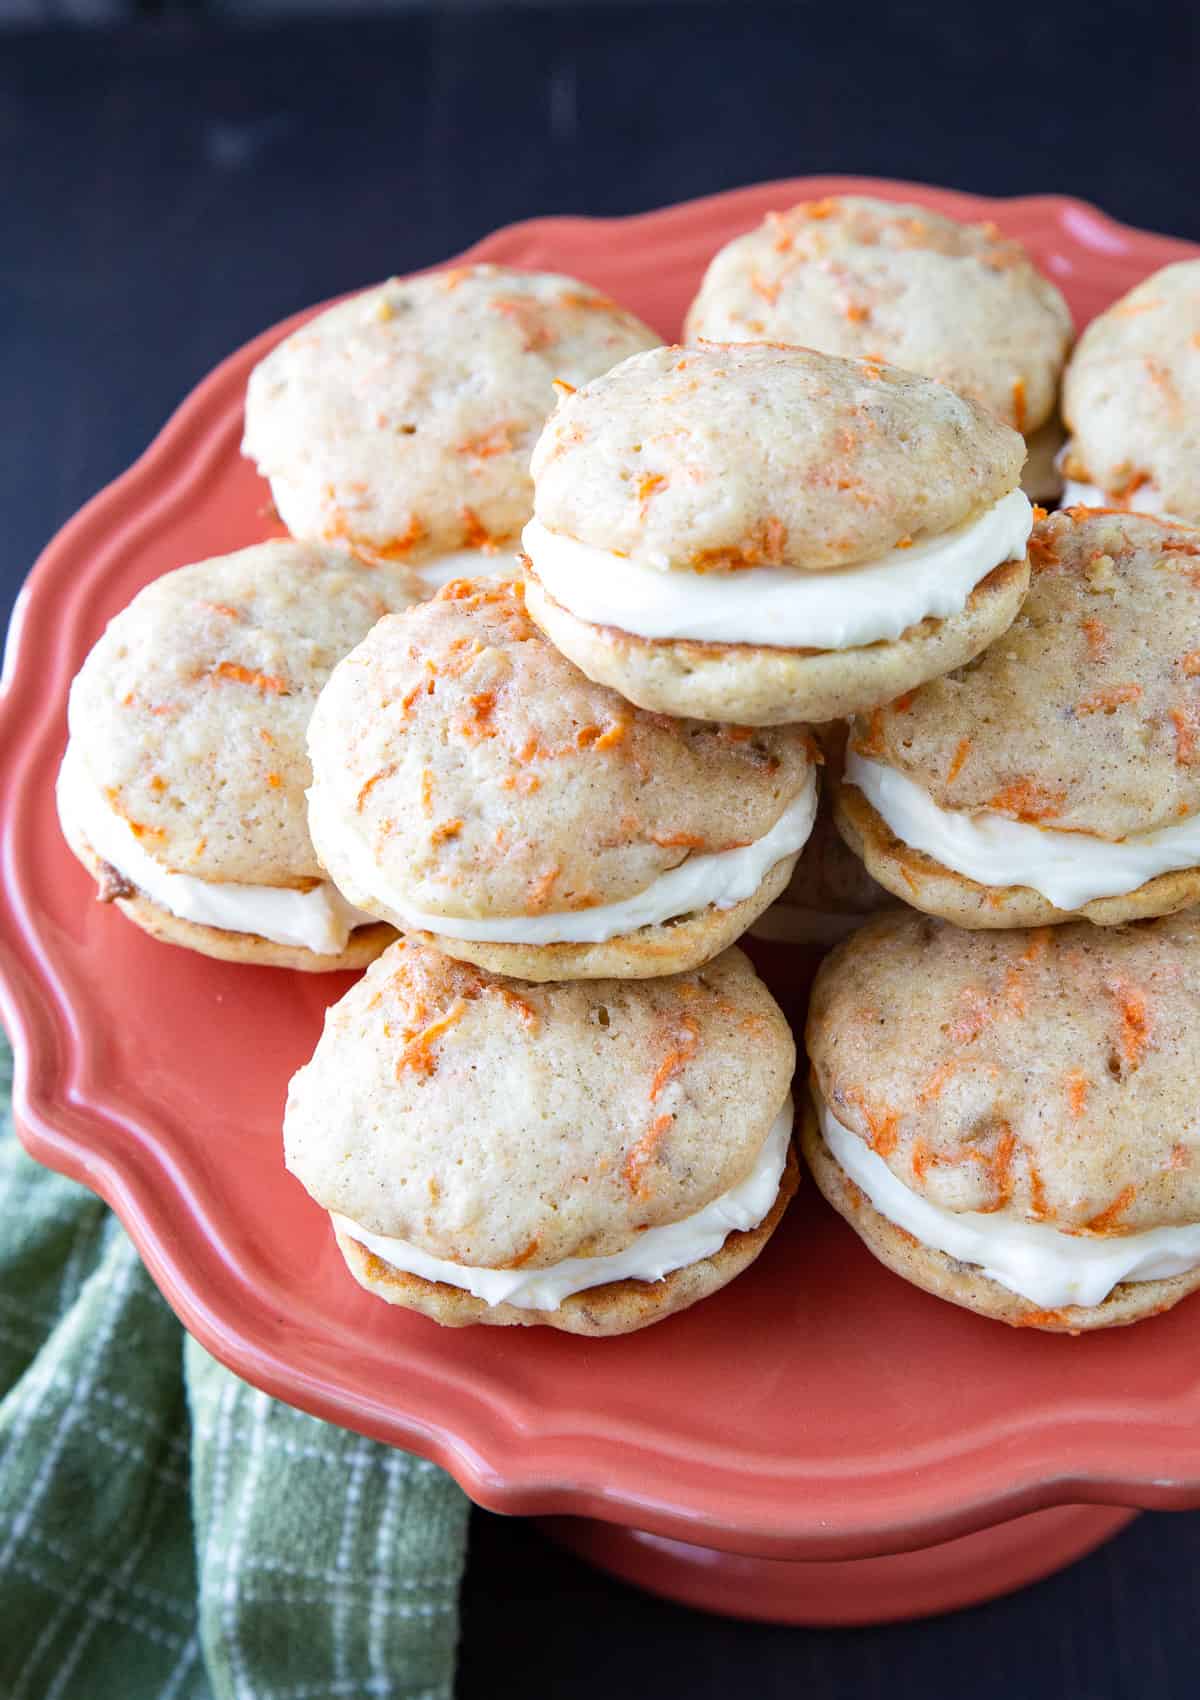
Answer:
xmin=4 ymin=180 xmax=1200 ymax=1569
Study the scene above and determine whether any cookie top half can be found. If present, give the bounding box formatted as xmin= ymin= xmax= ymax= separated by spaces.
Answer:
xmin=852 ymin=508 xmax=1200 ymax=838
xmin=530 ymin=343 xmax=1024 ymax=572
xmin=243 ymin=264 xmax=661 ymax=565
xmin=66 ymin=539 xmax=420 ymax=887
xmin=307 ymin=577 xmax=816 ymax=921
xmin=285 ymin=939 xmax=795 ymax=1266
xmin=808 ymin=908 xmax=1200 ymax=1234
xmin=1062 ymin=259 xmax=1200 ymax=524
xmin=684 ymin=196 xmax=1072 ymax=433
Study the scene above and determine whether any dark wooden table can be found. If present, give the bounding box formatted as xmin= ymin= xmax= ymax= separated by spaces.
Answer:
xmin=4 ymin=10 xmax=1199 ymax=1695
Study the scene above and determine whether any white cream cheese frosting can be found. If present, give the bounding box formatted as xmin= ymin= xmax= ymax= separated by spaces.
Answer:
xmin=521 ymin=489 xmax=1033 ymax=652
xmin=1059 ymin=477 xmax=1186 ymax=524
xmin=818 ymin=1094 xmax=1200 ymax=1310
xmin=58 ymin=747 xmax=376 ymax=955
xmin=410 ymin=548 xmax=515 ymax=590
xmin=845 ymin=749 xmax=1200 ymax=910
xmin=333 ymin=1097 xmax=793 ymax=1309
xmin=309 ymin=767 xmax=818 ymax=945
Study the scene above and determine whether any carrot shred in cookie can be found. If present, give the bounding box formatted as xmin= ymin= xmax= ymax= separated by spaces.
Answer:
xmin=623 ymin=1112 xmax=673 ymax=1199
xmin=636 ymin=472 xmax=668 ymax=515
xmin=489 ymin=295 xmax=556 ymax=351
xmin=1065 ymin=1069 xmax=1089 ymax=1119
xmin=1010 ymin=378 xmax=1027 ymax=433
xmin=1027 ymin=531 xmax=1061 ymax=572
xmin=750 ymin=271 xmax=781 ymax=305
xmin=946 ymin=737 xmax=972 ymax=784
xmin=975 ymin=1125 xmax=1016 ymax=1214
xmin=460 ymin=506 xmax=500 ymax=553
xmin=430 ymin=819 xmax=463 ymax=846
xmin=648 ymin=1015 xmax=701 ymax=1104
xmin=843 ymin=1086 xmax=899 ymax=1157
xmin=456 ymin=420 xmax=519 ymax=459
xmin=202 ymin=602 xmax=242 ymax=620
xmin=916 ymin=1060 xmax=958 ymax=1104
xmin=1081 ymin=617 xmax=1110 ymax=660
xmin=526 ymin=865 xmax=560 ymax=911
xmin=1108 ymin=978 xmax=1151 ymax=1072
xmin=577 ymin=717 xmax=627 ymax=752
xmin=650 ymin=831 xmax=708 ymax=850
xmin=419 ymin=769 xmax=434 ymax=816
xmin=1181 ymin=652 xmax=1200 ymax=677
xmin=1171 ymin=704 xmax=1199 ymax=766
xmin=1028 ymin=1161 xmax=1054 ymax=1222
xmin=396 ymin=999 xmax=469 ymax=1079
xmin=1084 ymin=1184 xmax=1138 ymax=1233
xmin=209 ymin=661 xmax=288 ymax=695
xmin=986 ymin=779 xmax=1066 ymax=822
xmin=495 ymin=986 xmax=539 ymax=1030
xmin=1076 ymin=683 xmax=1142 ymax=715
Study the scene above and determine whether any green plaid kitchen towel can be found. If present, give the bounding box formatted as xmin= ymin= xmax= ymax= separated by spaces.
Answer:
xmin=0 ymin=1033 xmax=470 ymax=1700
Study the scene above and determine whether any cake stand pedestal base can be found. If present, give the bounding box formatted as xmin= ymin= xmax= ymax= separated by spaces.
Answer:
xmin=541 ymin=1504 xmax=1137 ymax=1625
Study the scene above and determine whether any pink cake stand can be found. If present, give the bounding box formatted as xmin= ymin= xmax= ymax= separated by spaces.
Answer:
xmin=3 ymin=179 xmax=1198 ymax=1624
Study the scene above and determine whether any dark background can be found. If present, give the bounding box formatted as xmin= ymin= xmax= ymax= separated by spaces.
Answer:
xmin=3 ymin=6 xmax=1199 ymax=1695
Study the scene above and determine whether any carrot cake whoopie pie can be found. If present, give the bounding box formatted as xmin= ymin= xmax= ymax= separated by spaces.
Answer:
xmin=1061 ymin=259 xmax=1200 ymax=524
xmin=284 ymin=939 xmax=798 ymax=1335
xmin=684 ymin=195 xmax=1073 ymax=502
xmin=57 ymin=539 xmax=414 ymax=969
xmin=805 ymin=909 xmax=1200 ymax=1332
xmin=242 ymin=264 xmax=660 ymax=591
xmin=306 ymin=577 xmax=819 ymax=980
xmin=836 ymin=508 xmax=1200 ymax=929
xmin=520 ymin=343 xmax=1034 ymax=726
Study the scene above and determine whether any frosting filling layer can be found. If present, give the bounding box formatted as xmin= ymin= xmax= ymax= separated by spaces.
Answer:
xmin=1060 ymin=478 xmax=1185 ymax=523
xmin=846 ymin=750 xmax=1200 ymax=910
xmin=310 ymin=769 xmax=817 ymax=945
xmin=818 ymin=1094 xmax=1200 ymax=1310
xmin=58 ymin=747 xmax=376 ymax=955
xmin=521 ymin=490 xmax=1032 ymax=651
xmin=333 ymin=1098 xmax=794 ymax=1309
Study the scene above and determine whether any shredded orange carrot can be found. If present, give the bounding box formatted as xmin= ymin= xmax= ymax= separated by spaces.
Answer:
xmin=1021 ymin=928 xmax=1053 ymax=964
xmin=917 ymin=1060 xmax=958 ymax=1104
xmin=650 ymin=831 xmax=707 ymax=850
xmin=1168 ymin=1144 xmax=1190 ymax=1171
xmin=463 ymin=691 xmax=497 ymax=738
xmin=1011 ymin=377 xmax=1027 ymax=433
xmin=893 ymin=691 xmax=916 ymax=713
xmin=324 ymin=510 xmax=427 ymax=563
xmin=266 ymin=772 xmax=282 ymax=789
xmin=1171 ymin=703 xmax=1198 ymax=766
xmin=1027 ymin=531 xmax=1061 ymax=572
xmin=502 ymin=1238 xmax=542 ymax=1270
xmin=396 ymin=1000 xmax=468 ymax=1079
xmin=986 ymin=779 xmax=1065 ymax=822
xmin=844 ymin=302 xmax=870 ymax=324
xmin=910 ymin=1138 xmax=932 ymax=1182
xmin=526 ymin=866 xmax=560 ymax=911
xmin=500 ymin=771 xmax=541 ymax=795
xmin=356 ymin=764 xmax=396 ymax=812
xmin=457 ymin=421 xmax=519 ymax=459
xmin=1076 ymin=683 xmax=1142 ymax=715
xmin=636 ymin=472 xmax=668 ymax=515
xmin=430 ymin=819 xmax=463 ymax=847
xmin=1065 ymin=1070 xmax=1089 ymax=1119
xmin=623 ymin=1113 xmax=673 ymax=1199
xmin=750 ymin=271 xmax=781 ymax=305
xmin=976 ymin=1125 xmax=1017 ymax=1214
xmin=946 ymin=737 xmax=972 ymax=784
xmin=209 ymin=661 xmax=288 ymax=695
xmin=1108 ymin=977 xmax=1151 ymax=1071
xmin=495 ymin=986 xmax=539 ymax=1030
xmin=490 ymin=295 xmax=555 ymax=351
xmin=552 ymin=378 xmax=576 ymax=400
xmin=419 ymin=769 xmax=434 ymax=816
xmin=203 ymin=602 xmax=242 ymax=620
xmin=843 ymin=1086 xmax=899 ymax=1157
xmin=648 ymin=1016 xmax=700 ymax=1104
xmin=460 ymin=506 xmax=499 ymax=552
xmin=1181 ymin=652 xmax=1200 ymax=677
xmin=1003 ymin=966 xmax=1029 ymax=1017
xmin=1013 ymin=1307 xmax=1071 ymax=1330
xmin=577 ymin=717 xmax=627 ymax=752
xmin=1029 ymin=1161 xmax=1054 ymax=1222
xmin=1081 ymin=616 xmax=1110 ymax=660
xmin=949 ymin=985 xmax=994 ymax=1045
xmin=1084 ymin=1184 xmax=1137 ymax=1233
